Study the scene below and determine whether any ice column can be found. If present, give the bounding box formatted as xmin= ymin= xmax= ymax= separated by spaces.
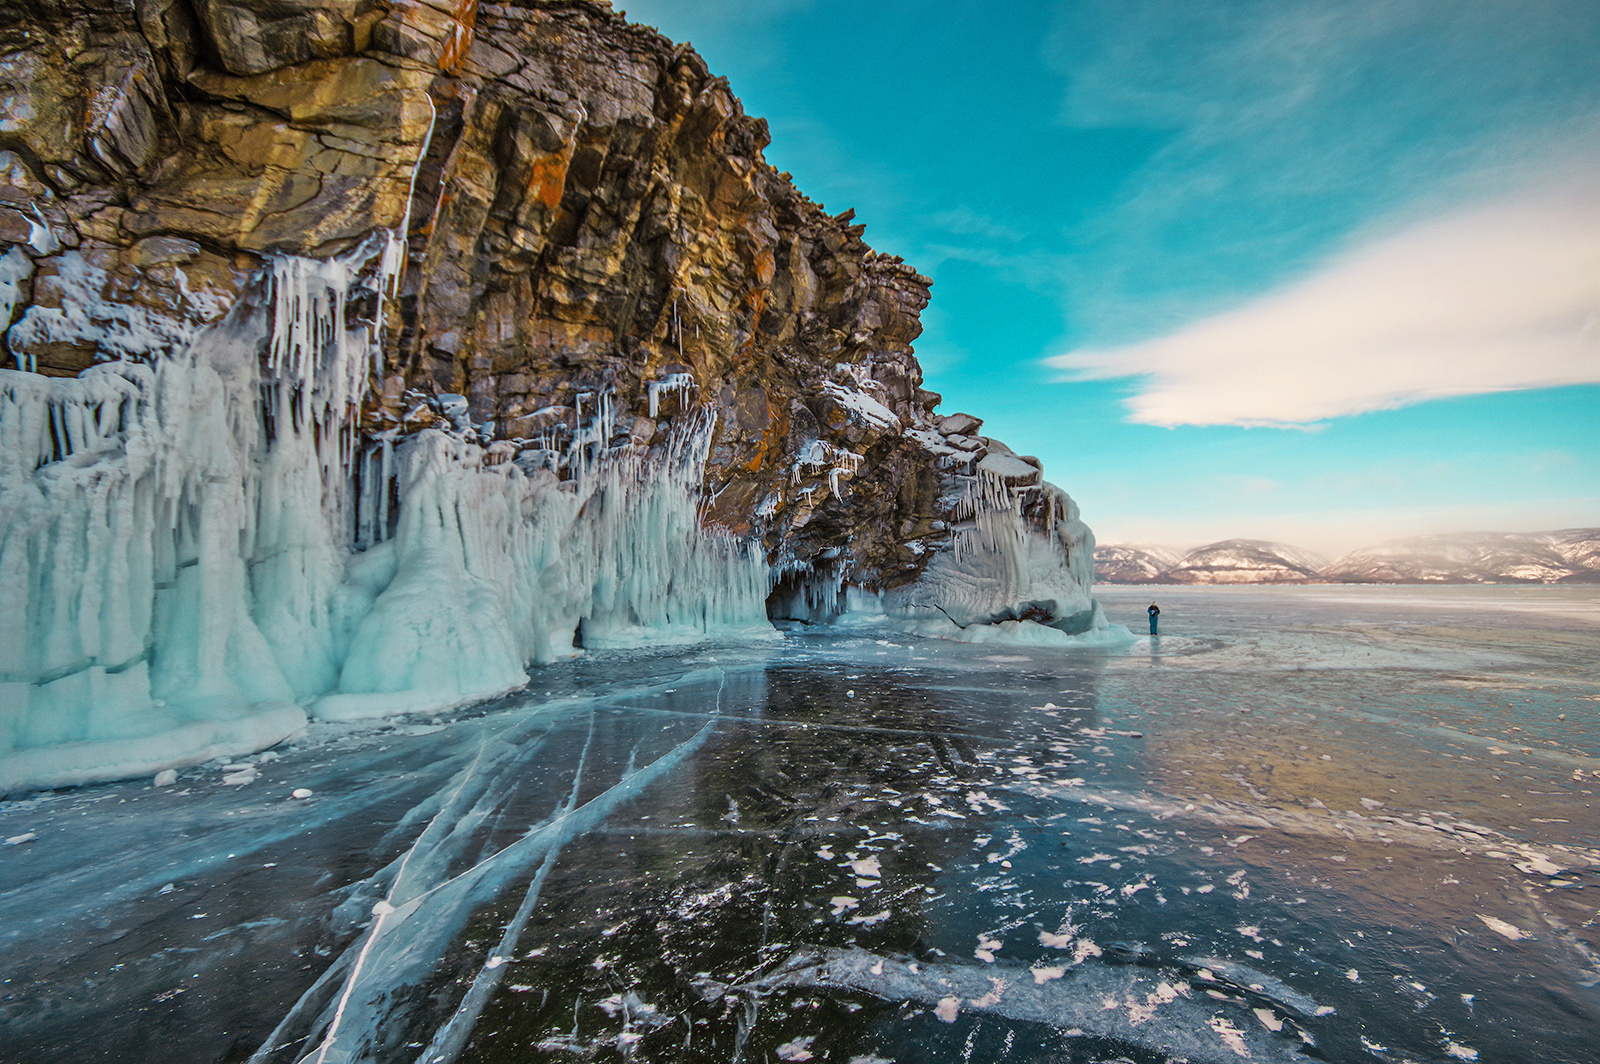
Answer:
xmin=318 ymin=406 xmax=772 ymax=721
xmin=0 ymin=359 xmax=305 ymax=792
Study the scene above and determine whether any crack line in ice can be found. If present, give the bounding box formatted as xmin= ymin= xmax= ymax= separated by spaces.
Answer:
xmin=415 ymin=708 xmax=599 ymax=1064
xmin=257 ymin=673 xmax=726 ymax=1064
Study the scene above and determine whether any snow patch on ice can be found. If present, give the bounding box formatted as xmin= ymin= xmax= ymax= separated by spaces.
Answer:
xmin=1476 ymin=915 xmax=1529 ymax=940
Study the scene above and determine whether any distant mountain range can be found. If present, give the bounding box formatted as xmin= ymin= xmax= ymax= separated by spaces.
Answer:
xmin=1096 ymin=529 xmax=1600 ymax=585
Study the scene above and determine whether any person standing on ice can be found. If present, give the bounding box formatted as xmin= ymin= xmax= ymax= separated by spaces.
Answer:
xmin=1147 ymin=602 xmax=1160 ymax=635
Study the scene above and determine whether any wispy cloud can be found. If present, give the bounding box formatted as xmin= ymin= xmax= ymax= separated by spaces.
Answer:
xmin=926 ymin=206 xmax=1023 ymax=243
xmin=1043 ymin=0 xmax=1600 ymax=344
xmin=1048 ymin=179 xmax=1600 ymax=426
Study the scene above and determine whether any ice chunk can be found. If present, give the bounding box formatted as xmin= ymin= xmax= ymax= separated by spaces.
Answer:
xmin=849 ymin=855 xmax=882 ymax=879
xmin=1476 ymin=915 xmax=1529 ymax=940
xmin=776 ymin=1036 xmax=815 ymax=1061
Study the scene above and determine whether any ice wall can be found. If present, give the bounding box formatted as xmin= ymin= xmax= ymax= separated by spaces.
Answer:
xmin=880 ymin=471 xmax=1121 ymax=646
xmin=319 ymin=417 xmax=770 ymax=722
xmin=0 ymin=240 xmax=771 ymax=792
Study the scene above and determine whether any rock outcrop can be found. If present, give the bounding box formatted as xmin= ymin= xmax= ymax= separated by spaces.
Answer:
xmin=0 ymin=0 xmax=1094 ymax=608
xmin=0 ymin=1 xmax=1110 ymax=788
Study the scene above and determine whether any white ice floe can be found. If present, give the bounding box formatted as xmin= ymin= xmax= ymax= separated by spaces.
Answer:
xmin=746 ymin=948 xmax=1313 ymax=1063
xmin=849 ymin=854 xmax=882 ymax=879
xmin=775 ymin=1035 xmax=816 ymax=1061
xmin=1476 ymin=915 xmax=1530 ymax=940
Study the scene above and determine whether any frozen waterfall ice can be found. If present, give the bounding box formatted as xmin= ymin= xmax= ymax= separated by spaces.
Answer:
xmin=0 ymin=229 xmax=1120 ymax=794
xmin=0 ymin=239 xmax=771 ymax=792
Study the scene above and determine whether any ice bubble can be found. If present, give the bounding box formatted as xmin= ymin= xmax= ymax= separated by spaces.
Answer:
xmin=291 ymin=788 xmax=314 ymax=799
xmin=153 ymin=769 xmax=179 ymax=787
xmin=4 ymin=832 xmax=37 ymax=845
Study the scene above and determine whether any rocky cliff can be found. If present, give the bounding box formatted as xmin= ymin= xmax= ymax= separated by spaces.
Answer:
xmin=2 ymin=0 xmax=1094 ymax=611
xmin=0 ymin=0 xmax=1110 ymax=789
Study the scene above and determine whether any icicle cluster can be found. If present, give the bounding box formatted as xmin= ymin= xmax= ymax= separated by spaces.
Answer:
xmin=646 ymin=372 xmax=695 ymax=418
xmin=791 ymin=438 xmax=865 ymax=500
xmin=0 ymin=358 xmax=307 ymax=790
xmin=0 ymin=239 xmax=771 ymax=791
xmin=321 ymin=407 xmax=772 ymax=721
xmin=883 ymin=468 xmax=1099 ymax=634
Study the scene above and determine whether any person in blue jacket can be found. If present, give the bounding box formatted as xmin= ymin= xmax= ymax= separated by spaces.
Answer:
xmin=1147 ymin=602 xmax=1160 ymax=635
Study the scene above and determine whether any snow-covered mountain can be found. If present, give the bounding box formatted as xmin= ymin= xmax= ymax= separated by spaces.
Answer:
xmin=1325 ymin=529 xmax=1600 ymax=584
xmin=1092 ymin=544 xmax=1185 ymax=584
xmin=1097 ymin=528 xmax=1600 ymax=584
xmin=1164 ymin=539 xmax=1330 ymax=584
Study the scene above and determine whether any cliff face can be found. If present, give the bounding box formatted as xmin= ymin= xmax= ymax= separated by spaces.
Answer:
xmin=0 ymin=0 xmax=1108 ymax=788
xmin=1 ymin=0 xmax=1093 ymax=607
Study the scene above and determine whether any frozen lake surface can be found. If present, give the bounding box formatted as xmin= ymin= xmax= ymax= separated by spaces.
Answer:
xmin=2 ymin=585 xmax=1596 ymax=1063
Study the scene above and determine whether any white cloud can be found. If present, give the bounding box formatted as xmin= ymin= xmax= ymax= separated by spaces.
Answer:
xmin=1042 ymin=0 xmax=1600 ymax=343
xmin=1048 ymin=181 xmax=1600 ymax=426
xmin=926 ymin=206 xmax=1023 ymax=243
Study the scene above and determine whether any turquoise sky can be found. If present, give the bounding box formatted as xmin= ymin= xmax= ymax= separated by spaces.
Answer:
xmin=621 ymin=0 xmax=1600 ymax=556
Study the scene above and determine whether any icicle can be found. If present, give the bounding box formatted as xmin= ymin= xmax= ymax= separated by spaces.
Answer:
xmin=646 ymin=372 xmax=695 ymax=419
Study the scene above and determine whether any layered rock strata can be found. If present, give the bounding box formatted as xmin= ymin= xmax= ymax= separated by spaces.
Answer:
xmin=0 ymin=0 xmax=1109 ymax=788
